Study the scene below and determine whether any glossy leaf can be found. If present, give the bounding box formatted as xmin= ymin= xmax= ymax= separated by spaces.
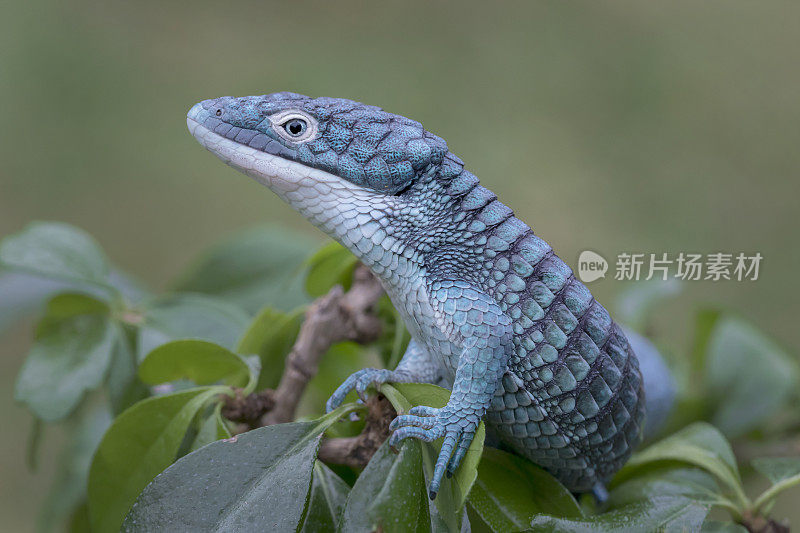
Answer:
xmin=468 ymin=447 xmax=582 ymax=531
xmin=139 ymin=339 xmax=252 ymax=388
xmin=0 ymin=221 xmax=111 ymax=287
xmin=382 ymin=383 xmax=486 ymax=520
xmin=88 ymin=387 xmax=225 ymax=533
xmin=530 ymin=496 xmax=710 ymax=533
xmin=188 ymin=404 xmax=231 ymax=452
xmin=339 ymin=439 xmax=430 ymax=532
xmin=615 ymin=422 xmax=747 ymax=508
xmin=609 ymin=466 xmax=721 ymax=509
xmin=123 ymin=421 xmax=326 ymax=532
xmin=237 ymin=306 xmax=304 ymax=389
xmin=703 ymin=312 xmax=799 ymax=437
xmin=172 ymin=224 xmax=314 ymax=313
xmin=14 ymin=294 xmax=118 ymax=421
xmin=304 ymin=240 xmax=358 ymax=298
xmin=300 ymin=462 xmax=350 ymax=532
xmin=136 ymin=293 xmax=250 ymax=360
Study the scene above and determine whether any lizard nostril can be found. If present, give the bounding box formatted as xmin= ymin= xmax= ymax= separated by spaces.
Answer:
xmin=215 ymin=108 xmax=222 ymax=117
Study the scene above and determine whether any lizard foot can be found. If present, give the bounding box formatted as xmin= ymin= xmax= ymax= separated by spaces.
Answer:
xmin=325 ymin=368 xmax=394 ymax=413
xmin=388 ymin=404 xmax=480 ymax=499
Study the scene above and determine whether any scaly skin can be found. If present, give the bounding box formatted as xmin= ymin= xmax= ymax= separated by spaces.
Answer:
xmin=186 ymin=93 xmax=646 ymax=498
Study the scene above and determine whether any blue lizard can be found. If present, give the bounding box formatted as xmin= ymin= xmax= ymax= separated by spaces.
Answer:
xmin=187 ymin=93 xmax=649 ymax=500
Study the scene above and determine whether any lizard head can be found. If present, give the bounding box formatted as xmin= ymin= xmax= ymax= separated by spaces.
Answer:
xmin=187 ymin=93 xmax=449 ymax=198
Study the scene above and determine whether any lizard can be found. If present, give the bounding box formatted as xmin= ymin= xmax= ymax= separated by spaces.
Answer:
xmin=186 ymin=93 xmax=647 ymax=500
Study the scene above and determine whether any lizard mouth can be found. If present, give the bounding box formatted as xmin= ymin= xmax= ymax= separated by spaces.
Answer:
xmin=187 ymin=115 xmax=368 ymax=200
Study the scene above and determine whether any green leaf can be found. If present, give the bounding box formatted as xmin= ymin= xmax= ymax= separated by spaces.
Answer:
xmin=122 ymin=421 xmax=326 ymax=532
xmin=300 ymin=462 xmax=350 ymax=532
xmin=609 ymin=466 xmax=722 ymax=509
xmin=614 ymin=278 xmax=681 ymax=332
xmin=139 ymin=340 xmax=253 ymax=389
xmin=237 ymin=306 xmax=304 ymax=390
xmin=752 ymin=457 xmax=800 ymax=485
xmin=0 ymin=272 xmax=77 ymax=334
xmin=701 ymin=521 xmax=749 ymax=532
xmin=137 ymin=294 xmax=250 ymax=360
xmin=0 ymin=221 xmax=111 ymax=287
xmin=304 ymin=240 xmax=358 ymax=298
xmin=188 ymin=404 xmax=231 ymax=453
xmin=622 ymin=327 xmax=675 ymax=439
xmin=751 ymin=457 xmax=800 ymax=512
xmin=468 ymin=447 xmax=582 ymax=531
xmin=172 ymin=224 xmax=315 ymax=313
xmin=38 ymin=405 xmax=112 ymax=533
xmin=107 ymin=328 xmax=148 ymax=415
xmin=339 ymin=439 xmax=431 ymax=532
xmin=703 ymin=312 xmax=799 ymax=437
xmin=530 ymin=496 xmax=710 ymax=533
xmin=88 ymin=387 xmax=225 ymax=533
xmin=14 ymin=294 xmax=118 ymax=421
xmin=382 ymin=383 xmax=486 ymax=521
xmin=615 ymin=422 xmax=748 ymax=508
xmin=304 ymin=341 xmax=377 ymax=415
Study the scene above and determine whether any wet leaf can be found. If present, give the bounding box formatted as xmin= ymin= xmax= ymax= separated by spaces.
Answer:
xmin=382 ymin=383 xmax=485 ymax=523
xmin=88 ymin=387 xmax=225 ymax=533
xmin=530 ymin=495 xmax=710 ymax=532
xmin=468 ymin=447 xmax=582 ymax=531
xmin=614 ymin=422 xmax=746 ymax=507
xmin=339 ymin=439 xmax=430 ymax=532
xmin=121 ymin=411 xmax=356 ymax=533
xmin=300 ymin=462 xmax=350 ymax=532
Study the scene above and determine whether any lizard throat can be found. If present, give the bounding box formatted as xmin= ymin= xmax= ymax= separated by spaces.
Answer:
xmin=187 ymin=117 xmax=411 ymax=269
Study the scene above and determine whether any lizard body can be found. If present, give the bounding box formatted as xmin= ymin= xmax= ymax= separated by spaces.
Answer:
xmin=187 ymin=93 xmax=646 ymax=498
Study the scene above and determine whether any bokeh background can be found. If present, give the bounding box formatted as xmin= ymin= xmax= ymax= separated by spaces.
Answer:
xmin=1 ymin=1 xmax=798 ymax=530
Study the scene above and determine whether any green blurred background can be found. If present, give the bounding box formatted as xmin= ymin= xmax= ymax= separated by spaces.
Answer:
xmin=1 ymin=1 xmax=798 ymax=530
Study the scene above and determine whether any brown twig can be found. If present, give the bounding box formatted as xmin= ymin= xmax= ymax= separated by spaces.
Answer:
xmin=318 ymin=395 xmax=397 ymax=468
xmin=220 ymin=264 xmax=391 ymax=465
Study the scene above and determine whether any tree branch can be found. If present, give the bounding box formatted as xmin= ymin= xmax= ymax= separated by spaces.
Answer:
xmin=317 ymin=395 xmax=396 ymax=468
xmin=263 ymin=264 xmax=384 ymax=425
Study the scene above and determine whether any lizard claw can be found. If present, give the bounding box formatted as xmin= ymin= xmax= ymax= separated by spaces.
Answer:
xmin=387 ymin=403 xmax=479 ymax=498
xmin=326 ymin=368 xmax=393 ymax=413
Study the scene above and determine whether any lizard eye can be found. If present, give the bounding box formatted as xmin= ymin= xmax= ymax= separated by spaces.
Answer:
xmin=283 ymin=118 xmax=307 ymax=137
xmin=270 ymin=110 xmax=317 ymax=143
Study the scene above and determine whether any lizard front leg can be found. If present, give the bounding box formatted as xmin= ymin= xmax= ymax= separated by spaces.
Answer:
xmin=325 ymin=340 xmax=446 ymax=412
xmin=389 ymin=282 xmax=512 ymax=498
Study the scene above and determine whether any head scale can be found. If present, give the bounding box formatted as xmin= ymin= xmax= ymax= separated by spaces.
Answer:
xmin=187 ymin=92 xmax=448 ymax=194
